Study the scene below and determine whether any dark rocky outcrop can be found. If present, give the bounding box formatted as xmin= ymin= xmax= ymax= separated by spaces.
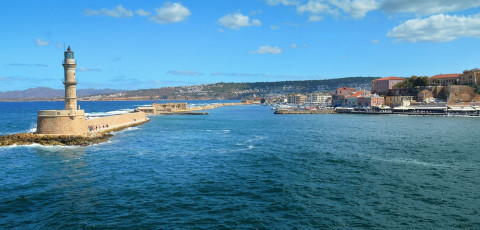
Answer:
xmin=0 ymin=133 xmax=114 ymax=146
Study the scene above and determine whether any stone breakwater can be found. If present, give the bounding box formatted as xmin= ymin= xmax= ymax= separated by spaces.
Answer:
xmin=0 ymin=117 xmax=149 ymax=147
xmin=0 ymin=133 xmax=114 ymax=146
xmin=136 ymin=102 xmax=247 ymax=115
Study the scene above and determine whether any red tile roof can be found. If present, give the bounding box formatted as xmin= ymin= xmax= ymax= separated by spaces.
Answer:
xmin=374 ymin=76 xmax=405 ymax=81
xmin=336 ymin=86 xmax=355 ymax=91
xmin=346 ymin=91 xmax=365 ymax=98
xmin=430 ymin=73 xmax=460 ymax=79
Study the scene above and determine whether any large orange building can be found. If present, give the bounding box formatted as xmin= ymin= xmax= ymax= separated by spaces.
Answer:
xmin=371 ymin=77 xmax=405 ymax=94
xmin=430 ymin=74 xmax=460 ymax=86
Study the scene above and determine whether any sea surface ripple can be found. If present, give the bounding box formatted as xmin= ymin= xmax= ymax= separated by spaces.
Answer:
xmin=1 ymin=101 xmax=479 ymax=229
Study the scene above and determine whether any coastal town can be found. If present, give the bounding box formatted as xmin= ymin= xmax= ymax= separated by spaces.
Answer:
xmin=249 ymin=69 xmax=480 ymax=116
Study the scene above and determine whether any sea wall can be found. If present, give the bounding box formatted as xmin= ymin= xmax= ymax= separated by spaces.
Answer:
xmin=85 ymin=111 xmax=148 ymax=134
xmin=137 ymin=102 xmax=246 ymax=115
xmin=37 ymin=110 xmax=148 ymax=135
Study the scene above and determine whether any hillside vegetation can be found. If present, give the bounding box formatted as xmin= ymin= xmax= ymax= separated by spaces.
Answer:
xmin=124 ymin=77 xmax=376 ymax=100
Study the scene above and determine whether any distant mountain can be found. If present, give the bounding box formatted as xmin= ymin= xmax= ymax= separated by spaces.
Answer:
xmin=0 ymin=77 xmax=377 ymax=101
xmin=0 ymin=87 xmax=124 ymax=99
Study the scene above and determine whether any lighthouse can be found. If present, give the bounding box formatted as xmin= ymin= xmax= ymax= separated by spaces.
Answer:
xmin=63 ymin=46 xmax=78 ymax=110
xmin=35 ymin=46 xmax=148 ymax=135
xmin=36 ymin=45 xmax=86 ymax=135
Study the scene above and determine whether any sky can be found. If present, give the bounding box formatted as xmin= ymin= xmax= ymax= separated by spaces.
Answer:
xmin=1 ymin=0 xmax=480 ymax=91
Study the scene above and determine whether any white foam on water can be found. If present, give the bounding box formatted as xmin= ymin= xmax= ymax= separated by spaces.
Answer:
xmin=361 ymin=154 xmax=451 ymax=168
xmin=112 ymin=126 xmax=140 ymax=134
xmin=0 ymin=143 xmax=83 ymax=150
xmin=85 ymin=109 xmax=134 ymax=118
xmin=245 ymin=135 xmax=267 ymax=143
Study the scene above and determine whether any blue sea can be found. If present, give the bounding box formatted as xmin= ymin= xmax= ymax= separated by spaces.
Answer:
xmin=1 ymin=101 xmax=479 ymax=229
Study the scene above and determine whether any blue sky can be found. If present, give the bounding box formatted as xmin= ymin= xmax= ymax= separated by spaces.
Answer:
xmin=1 ymin=0 xmax=480 ymax=91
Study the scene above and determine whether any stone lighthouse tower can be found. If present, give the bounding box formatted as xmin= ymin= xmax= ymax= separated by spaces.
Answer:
xmin=36 ymin=46 xmax=86 ymax=135
xmin=63 ymin=46 xmax=78 ymax=110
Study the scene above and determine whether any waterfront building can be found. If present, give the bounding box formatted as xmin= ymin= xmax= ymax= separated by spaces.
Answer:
xmin=253 ymin=97 xmax=263 ymax=104
xmin=332 ymin=87 xmax=355 ymax=106
xmin=385 ymin=96 xmax=414 ymax=107
xmin=371 ymin=77 xmax=405 ymax=94
xmin=357 ymin=94 xmax=385 ymax=107
xmin=306 ymin=93 xmax=332 ymax=106
xmin=430 ymin=74 xmax=460 ymax=86
xmin=345 ymin=91 xmax=367 ymax=107
xmin=287 ymin=94 xmax=307 ymax=104
xmin=335 ymin=86 xmax=356 ymax=96
xmin=459 ymin=69 xmax=480 ymax=86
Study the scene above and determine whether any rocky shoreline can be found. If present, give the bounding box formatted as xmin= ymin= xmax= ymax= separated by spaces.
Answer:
xmin=0 ymin=133 xmax=114 ymax=146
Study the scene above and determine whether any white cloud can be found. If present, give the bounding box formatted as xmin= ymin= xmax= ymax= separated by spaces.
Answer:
xmin=266 ymin=0 xmax=299 ymax=6
xmin=135 ymin=9 xmax=151 ymax=16
xmin=380 ymin=0 xmax=480 ymax=16
xmin=167 ymin=70 xmax=202 ymax=76
xmin=84 ymin=5 xmax=133 ymax=18
xmin=290 ymin=43 xmax=298 ymax=48
xmin=296 ymin=0 xmax=378 ymax=19
xmin=308 ymin=15 xmax=323 ymax=22
xmin=371 ymin=39 xmax=380 ymax=43
xmin=249 ymin=45 xmax=283 ymax=54
xmin=35 ymin=38 xmax=49 ymax=46
xmin=297 ymin=1 xmax=333 ymax=14
xmin=387 ymin=13 xmax=480 ymax=43
xmin=330 ymin=0 xmax=379 ymax=18
xmin=78 ymin=67 xmax=101 ymax=72
xmin=267 ymin=0 xmax=480 ymax=21
xmin=150 ymin=2 xmax=191 ymax=24
xmin=218 ymin=13 xmax=261 ymax=30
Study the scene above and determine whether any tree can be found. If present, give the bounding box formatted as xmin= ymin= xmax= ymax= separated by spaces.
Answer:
xmin=393 ymin=75 xmax=429 ymax=88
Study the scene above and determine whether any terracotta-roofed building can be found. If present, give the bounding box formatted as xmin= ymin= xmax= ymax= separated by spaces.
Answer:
xmin=334 ymin=86 xmax=356 ymax=96
xmin=357 ymin=94 xmax=384 ymax=107
xmin=345 ymin=91 xmax=367 ymax=106
xmin=430 ymin=73 xmax=460 ymax=86
xmin=371 ymin=77 xmax=405 ymax=94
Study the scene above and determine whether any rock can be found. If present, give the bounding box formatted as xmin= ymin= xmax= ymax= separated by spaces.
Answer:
xmin=0 ymin=132 xmax=115 ymax=146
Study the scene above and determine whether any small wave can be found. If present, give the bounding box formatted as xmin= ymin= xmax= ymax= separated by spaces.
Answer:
xmin=0 ymin=143 xmax=83 ymax=149
xmin=362 ymin=154 xmax=451 ymax=168
xmin=85 ymin=109 xmax=134 ymax=118
xmin=245 ymin=135 xmax=267 ymax=143
xmin=112 ymin=126 xmax=139 ymax=134
xmin=223 ymin=130 xmax=230 ymax=133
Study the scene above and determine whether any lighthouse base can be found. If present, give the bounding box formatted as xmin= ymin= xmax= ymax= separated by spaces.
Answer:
xmin=36 ymin=110 xmax=149 ymax=136
xmin=37 ymin=110 xmax=86 ymax=135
